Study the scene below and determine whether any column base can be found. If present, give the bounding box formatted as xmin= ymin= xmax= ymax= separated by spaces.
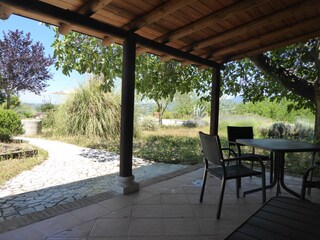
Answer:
xmin=114 ymin=175 xmax=140 ymax=195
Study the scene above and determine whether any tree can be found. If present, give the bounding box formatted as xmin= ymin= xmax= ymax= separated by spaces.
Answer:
xmin=222 ymin=38 xmax=320 ymax=142
xmin=52 ymin=29 xmax=320 ymax=141
xmin=51 ymin=30 xmax=212 ymax=124
xmin=0 ymin=30 xmax=54 ymax=109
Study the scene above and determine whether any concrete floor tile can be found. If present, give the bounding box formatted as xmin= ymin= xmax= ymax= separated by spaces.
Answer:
xmin=160 ymin=194 xmax=189 ymax=204
xmin=164 ymin=218 xmax=202 ymax=236
xmin=70 ymin=203 xmax=112 ymax=221
xmin=48 ymin=220 xmax=95 ymax=238
xmin=132 ymin=204 xmax=163 ymax=218
xmin=162 ymin=204 xmax=194 ymax=218
xmin=90 ymin=218 xmax=130 ymax=237
xmin=101 ymin=206 xmax=132 ymax=219
xmin=129 ymin=218 xmax=165 ymax=236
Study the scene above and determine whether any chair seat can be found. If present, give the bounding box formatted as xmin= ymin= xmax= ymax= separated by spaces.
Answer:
xmin=305 ymin=181 xmax=320 ymax=189
xmin=240 ymin=153 xmax=270 ymax=161
xmin=208 ymin=165 xmax=262 ymax=180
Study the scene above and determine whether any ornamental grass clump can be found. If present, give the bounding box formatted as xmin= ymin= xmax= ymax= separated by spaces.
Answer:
xmin=51 ymin=79 xmax=121 ymax=141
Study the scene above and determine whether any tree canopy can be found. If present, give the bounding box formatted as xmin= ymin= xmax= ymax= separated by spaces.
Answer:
xmin=51 ymin=27 xmax=320 ymax=141
xmin=0 ymin=30 xmax=54 ymax=109
xmin=222 ymin=38 xmax=320 ymax=141
xmin=52 ymin=30 xmax=212 ymax=123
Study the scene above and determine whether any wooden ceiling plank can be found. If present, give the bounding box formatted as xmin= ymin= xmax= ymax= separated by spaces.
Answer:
xmin=156 ymin=0 xmax=266 ymax=44
xmin=125 ymin=0 xmax=195 ymax=31
xmin=104 ymin=0 xmax=195 ymax=47
xmin=222 ymin=29 xmax=320 ymax=63
xmin=0 ymin=3 xmax=12 ymax=19
xmin=57 ymin=0 xmax=113 ymax=35
xmin=211 ymin=15 xmax=320 ymax=59
xmin=77 ymin=0 xmax=113 ymax=16
xmin=184 ymin=0 xmax=320 ymax=53
xmin=0 ymin=0 xmax=219 ymax=68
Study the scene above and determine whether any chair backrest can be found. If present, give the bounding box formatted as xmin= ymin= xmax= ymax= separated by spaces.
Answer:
xmin=199 ymin=131 xmax=223 ymax=166
xmin=227 ymin=126 xmax=254 ymax=142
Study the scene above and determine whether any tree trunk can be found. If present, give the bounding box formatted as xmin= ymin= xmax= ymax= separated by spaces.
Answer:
xmin=314 ymin=39 xmax=320 ymax=143
xmin=315 ymin=94 xmax=320 ymax=143
xmin=5 ymin=92 xmax=10 ymax=109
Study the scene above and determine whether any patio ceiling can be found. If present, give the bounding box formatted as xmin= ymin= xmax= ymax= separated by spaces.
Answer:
xmin=1 ymin=0 xmax=320 ymax=68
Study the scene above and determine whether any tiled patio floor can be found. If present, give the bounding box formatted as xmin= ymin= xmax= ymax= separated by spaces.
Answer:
xmin=0 ymin=167 xmax=319 ymax=240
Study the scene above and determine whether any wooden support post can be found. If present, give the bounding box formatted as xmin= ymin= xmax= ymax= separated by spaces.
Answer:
xmin=210 ymin=66 xmax=221 ymax=135
xmin=118 ymin=36 xmax=139 ymax=194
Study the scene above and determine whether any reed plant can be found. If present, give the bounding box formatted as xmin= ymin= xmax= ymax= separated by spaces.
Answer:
xmin=48 ymin=78 xmax=121 ymax=141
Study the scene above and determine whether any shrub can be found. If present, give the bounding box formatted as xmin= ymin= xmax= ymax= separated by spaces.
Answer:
xmin=182 ymin=120 xmax=198 ymax=128
xmin=260 ymin=121 xmax=314 ymax=142
xmin=13 ymin=103 xmax=36 ymax=118
xmin=134 ymin=135 xmax=201 ymax=164
xmin=140 ymin=116 xmax=158 ymax=131
xmin=48 ymin=78 xmax=121 ymax=140
xmin=0 ymin=109 xmax=24 ymax=141
xmin=38 ymin=102 xmax=55 ymax=113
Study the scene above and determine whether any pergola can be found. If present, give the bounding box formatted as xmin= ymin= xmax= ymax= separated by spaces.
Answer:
xmin=1 ymin=0 xmax=320 ymax=194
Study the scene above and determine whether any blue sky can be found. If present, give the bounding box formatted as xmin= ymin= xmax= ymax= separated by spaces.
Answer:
xmin=0 ymin=15 xmax=86 ymax=104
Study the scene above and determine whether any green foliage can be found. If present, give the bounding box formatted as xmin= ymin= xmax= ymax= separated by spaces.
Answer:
xmin=182 ymin=120 xmax=198 ymax=128
xmin=139 ymin=116 xmax=158 ymax=131
xmin=134 ymin=135 xmax=201 ymax=164
xmin=235 ymin=99 xmax=314 ymax=123
xmin=260 ymin=122 xmax=314 ymax=142
xmin=172 ymin=93 xmax=197 ymax=118
xmin=1 ymin=95 xmax=20 ymax=109
xmin=38 ymin=102 xmax=55 ymax=113
xmin=45 ymin=78 xmax=121 ymax=140
xmin=0 ymin=109 xmax=24 ymax=141
xmin=13 ymin=103 xmax=36 ymax=119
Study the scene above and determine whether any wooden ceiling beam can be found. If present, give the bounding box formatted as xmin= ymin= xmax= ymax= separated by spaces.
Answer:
xmin=0 ymin=3 xmax=12 ymax=19
xmin=0 ymin=0 xmax=219 ymax=68
xmin=210 ymin=15 xmax=320 ymax=59
xmin=103 ymin=0 xmax=194 ymax=46
xmin=58 ymin=0 xmax=112 ymax=35
xmin=126 ymin=0 xmax=194 ymax=32
xmin=217 ymin=30 xmax=320 ymax=63
xmin=77 ymin=0 xmax=112 ymax=16
xmin=183 ymin=0 xmax=319 ymax=53
xmin=153 ymin=0 xmax=265 ymax=44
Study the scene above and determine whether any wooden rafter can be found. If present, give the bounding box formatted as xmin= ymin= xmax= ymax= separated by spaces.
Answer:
xmin=103 ymin=0 xmax=194 ymax=45
xmin=139 ymin=0 xmax=265 ymax=47
xmin=219 ymin=30 xmax=320 ymax=63
xmin=210 ymin=15 xmax=320 ymax=60
xmin=182 ymin=0 xmax=318 ymax=54
xmin=58 ymin=0 xmax=112 ymax=34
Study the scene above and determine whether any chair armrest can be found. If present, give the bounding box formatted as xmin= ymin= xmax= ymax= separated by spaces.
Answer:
xmin=303 ymin=163 xmax=320 ymax=182
xmin=224 ymin=155 xmax=264 ymax=165
xmin=221 ymin=147 xmax=237 ymax=157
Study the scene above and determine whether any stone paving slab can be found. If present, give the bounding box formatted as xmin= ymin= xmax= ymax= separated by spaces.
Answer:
xmin=0 ymin=137 xmax=190 ymax=225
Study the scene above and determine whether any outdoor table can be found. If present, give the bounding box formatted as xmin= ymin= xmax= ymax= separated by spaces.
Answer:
xmin=236 ymin=138 xmax=320 ymax=198
xmin=225 ymin=196 xmax=320 ymax=240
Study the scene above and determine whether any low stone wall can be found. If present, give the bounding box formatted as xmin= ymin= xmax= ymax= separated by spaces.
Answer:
xmin=21 ymin=119 xmax=42 ymax=135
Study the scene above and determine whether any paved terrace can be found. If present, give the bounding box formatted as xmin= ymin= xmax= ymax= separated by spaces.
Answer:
xmin=0 ymin=166 xmax=319 ymax=239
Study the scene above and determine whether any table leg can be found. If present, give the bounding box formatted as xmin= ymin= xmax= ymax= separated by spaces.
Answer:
xmin=278 ymin=152 xmax=301 ymax=199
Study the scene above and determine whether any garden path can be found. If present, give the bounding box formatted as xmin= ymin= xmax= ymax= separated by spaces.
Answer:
xmin=0 ymin=137 xmax=186 ymax=222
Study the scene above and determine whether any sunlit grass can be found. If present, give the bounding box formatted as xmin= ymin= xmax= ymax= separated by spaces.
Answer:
xmin=0 ymin=147 xmax=48 ymax=186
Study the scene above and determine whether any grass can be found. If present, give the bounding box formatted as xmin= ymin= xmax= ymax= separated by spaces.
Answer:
xmin=0 ymin=146 xmax=48 ymax=186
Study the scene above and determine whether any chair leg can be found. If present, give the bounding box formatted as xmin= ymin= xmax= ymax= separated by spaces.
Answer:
xmin=261 ymin=172 xmax=266 ymax=203
xmin=269 ymin=157 xmax=274 ymax=184
xmin=200 ymin=169 xmax=208 ymax=202
xmin=301 ymin=184 xmax=306 ymax=200
xmin=217 ymin=179 xmax=226 ymax=219
xmin=236 ymin=178 xmax=240 ymax=198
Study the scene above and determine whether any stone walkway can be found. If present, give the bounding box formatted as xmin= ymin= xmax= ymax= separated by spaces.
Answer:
xmin=0 ymin=138 xmax=187 ymax=223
